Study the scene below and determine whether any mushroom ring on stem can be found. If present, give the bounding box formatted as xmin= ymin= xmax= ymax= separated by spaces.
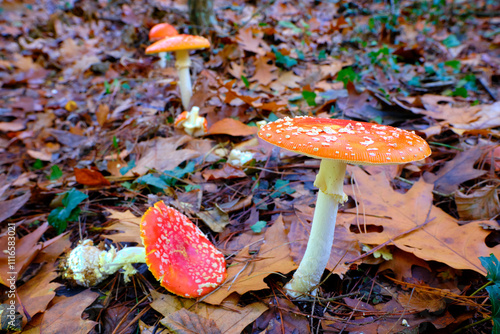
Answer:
xmin=62 ymin=201 xmax=227 ymax=298
xmin=146 ymin=34 xmax=210 ymax=110
xmin=258 ymin=116 xmax=431 ymax=298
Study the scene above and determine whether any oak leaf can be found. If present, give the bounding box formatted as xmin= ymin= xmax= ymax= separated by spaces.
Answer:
xmin=203 ymin=216 xmax=297 ymax=305
xmin=340 ymin=167 xmax=500 ymax=275
xmin=151 ymin=291 xmax=267 ymax=334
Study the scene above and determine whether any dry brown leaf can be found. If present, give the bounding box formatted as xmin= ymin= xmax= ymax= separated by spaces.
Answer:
xmin=0 ymin=222 xmax=48 ymax=286
xmin=0 ymin=190 xmax=30 ymax=224
xmin=249 ymin=56 xmax=278 ymax=86
xmin=378 ymin=248 xmax=432 ymax=281
xmin=151 ymin=291 xmax=267 ymax=334
xmin=129 ymin=135 xmax=200 ymax=176
xmin=455 ymin=184 xmax=500 ymax=220
xmin=196 ymin=207 xmax=230 ymax=233
xmin=397 ymin=290 xmax=446 ymax=312
xmin=207 ymin=118 xmax=258 ymax=137
xmin=96 ymin=104 xmax=110 ymax=126
xmin=39 ymin=289 xmax=99 ymax=334
xmin=74 ymin=168 xmax=111 ymax=186
xmin=423 ymin=149 xmax=487 ymax=194
xmin=236 ymin=27 xmax=269 ymax=55
xmin=202 ymin=163 xmax=247 ymax=180
xmin=163 ymin=308 xmax=221 ymax=334
xmin=103 ymin=209 xmax=142 ymax=245
xmin=18 ymin=234 xmax=71 ymax=327
xmin=203 ymin=216 xmax=297 ymax=305
xmin=341 ymin=167 xmax=500 ymax=275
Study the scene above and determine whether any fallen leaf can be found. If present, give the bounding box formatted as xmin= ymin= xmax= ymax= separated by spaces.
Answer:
xmin=151 ymin=291 xmax=267 ymax=333
xmin=207 ymin=118 xmax=258 ymax=137
xmin=378 ymin=248 xmax=432 ymax=281
xmin=103 ymin=209 xmax=142 ymax=245
xmin=202 ymin=164 xmax=247 ymax=180
xmin=0 ymin=222 xmax=49 ymax=286
xmin=39 ymin=289 xmax=99 ymax=334
xmin=423 ymin=149 xmax=487 ymax=194
xmin=0 ymin=190 xmax=30 ymax=224
xmin=341 ymin=167 xmax=500 ymax=275
xmin=203 ymin=216 xmax=297 ymax=305
xmin=196 ymin=207 xmax=230 ymax=233
xmin=129 ymin=135 xmax=200 ymax=176
xmin=18 ymin=234 xmax=71 ymax=327
xmin=74 ymin=168 xmax=111 ymax=186
xmin=163 ymin=308 xmax=221 ymax=334
xmin=236 ymin=27 xmax=269 ymax=56
xmin=397 ymin=290 xmax=446 ymax=312
xmin=249 ymin=56 xmax=278 ymax=86
xmin=455 ymin=185 xmax=500 ymax=220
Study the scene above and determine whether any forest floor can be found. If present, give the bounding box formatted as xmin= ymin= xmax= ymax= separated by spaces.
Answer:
xmin=1 ymin=0 xmax=500 ymax=333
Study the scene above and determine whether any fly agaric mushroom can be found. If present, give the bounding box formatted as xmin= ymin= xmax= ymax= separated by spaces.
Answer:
xmin=141 ymin=201 xmax=227 ymax=297
xmin=62 ymin=203 xmax=227 ymax=297
xmin=258 ymin=116 xmax=431 ymax=298
xmin=174 ymin=106 xmax=207 ymax=137
xmin=149 ymin=23 xmax=179 ymax=68
xmin=145 ymin=34 xmax=210 ymax=109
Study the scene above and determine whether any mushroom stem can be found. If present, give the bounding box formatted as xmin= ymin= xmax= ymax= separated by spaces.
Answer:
xmin=104 ymin=246 xmax=146 ymax=276
xmin=174 ymin=49 xmax=192 ymax=109
xmin=159 ymin=52 xmax=167 ymax=68
xmin=284 ymin=159 xmax=347 ymax=298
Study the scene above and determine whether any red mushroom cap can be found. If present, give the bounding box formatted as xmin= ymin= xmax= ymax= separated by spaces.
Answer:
xmin=145 ymin=34 xmax=210 ymax=54
xmin=149 ymin=23 xmax=178 ymax=41
xmin=258 ymin=116 xmax=431 ymax=164
xmin=140 ymin=201 xmax=227 ymax=298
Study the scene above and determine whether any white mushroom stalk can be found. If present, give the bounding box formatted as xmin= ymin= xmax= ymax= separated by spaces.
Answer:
xmin=174 ymin=49 xmax=192 ymax=110
xmin=62 ymin=240 xmax=146 ymax=287
xmin=284 ymin=159 xmax=347 ymax=297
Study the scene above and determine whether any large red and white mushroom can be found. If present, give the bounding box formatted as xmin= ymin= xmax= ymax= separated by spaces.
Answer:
xmin=148 ymin=23 xmax=179 ymax=68
xmin=141 ymin=201 xmax=227 ymax=297
xmin=146 ymin=34 xmax=210 ymax=109
xmin=62 ymin=202 xmax=227 ymax=297
xmin=258 ymin=116 xmax=431 ymax=298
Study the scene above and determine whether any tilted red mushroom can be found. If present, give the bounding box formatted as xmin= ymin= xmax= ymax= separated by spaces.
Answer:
xmin=148 ymin=23 xmax=179 ymax=68
xmin=141 ymin=201 xmax=227 ymax=297
xmin=258 ymin=116 xmax=431 ymax=297
xmin=62 ymin=202 xmax=226 ymax=297
xmin=146 ymin=34 xmax=210 ymax=109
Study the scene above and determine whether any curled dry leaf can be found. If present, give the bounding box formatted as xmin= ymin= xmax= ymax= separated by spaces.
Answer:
xmin=455 ymin=184 xmax=500 ymax=220
xmin=150 ymin=291 xmax=267 ymax=334
xmin=74 ymin=168 xmax=111 ymax=186
xmin=207 ymin=118 xmax=258 ymax=137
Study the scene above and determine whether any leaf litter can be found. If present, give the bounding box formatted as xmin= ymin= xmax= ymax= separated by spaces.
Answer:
xmin=1 ymin=0 xmax=500 ymax=333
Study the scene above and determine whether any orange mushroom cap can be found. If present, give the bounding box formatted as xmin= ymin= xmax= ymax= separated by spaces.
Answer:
xmin=145 ymin=34 xmax=210 ymax=54
xmin=149 ymin=23 xmax=178 ymax=41
xmin=140 ymin=201 xmax=227 ymax=298
xmin=258 ymin=116 xmax=431 ymax=164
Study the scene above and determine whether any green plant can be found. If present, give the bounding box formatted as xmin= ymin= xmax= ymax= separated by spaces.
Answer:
xmin=48 ymin=189 xmax=88 ymax=234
